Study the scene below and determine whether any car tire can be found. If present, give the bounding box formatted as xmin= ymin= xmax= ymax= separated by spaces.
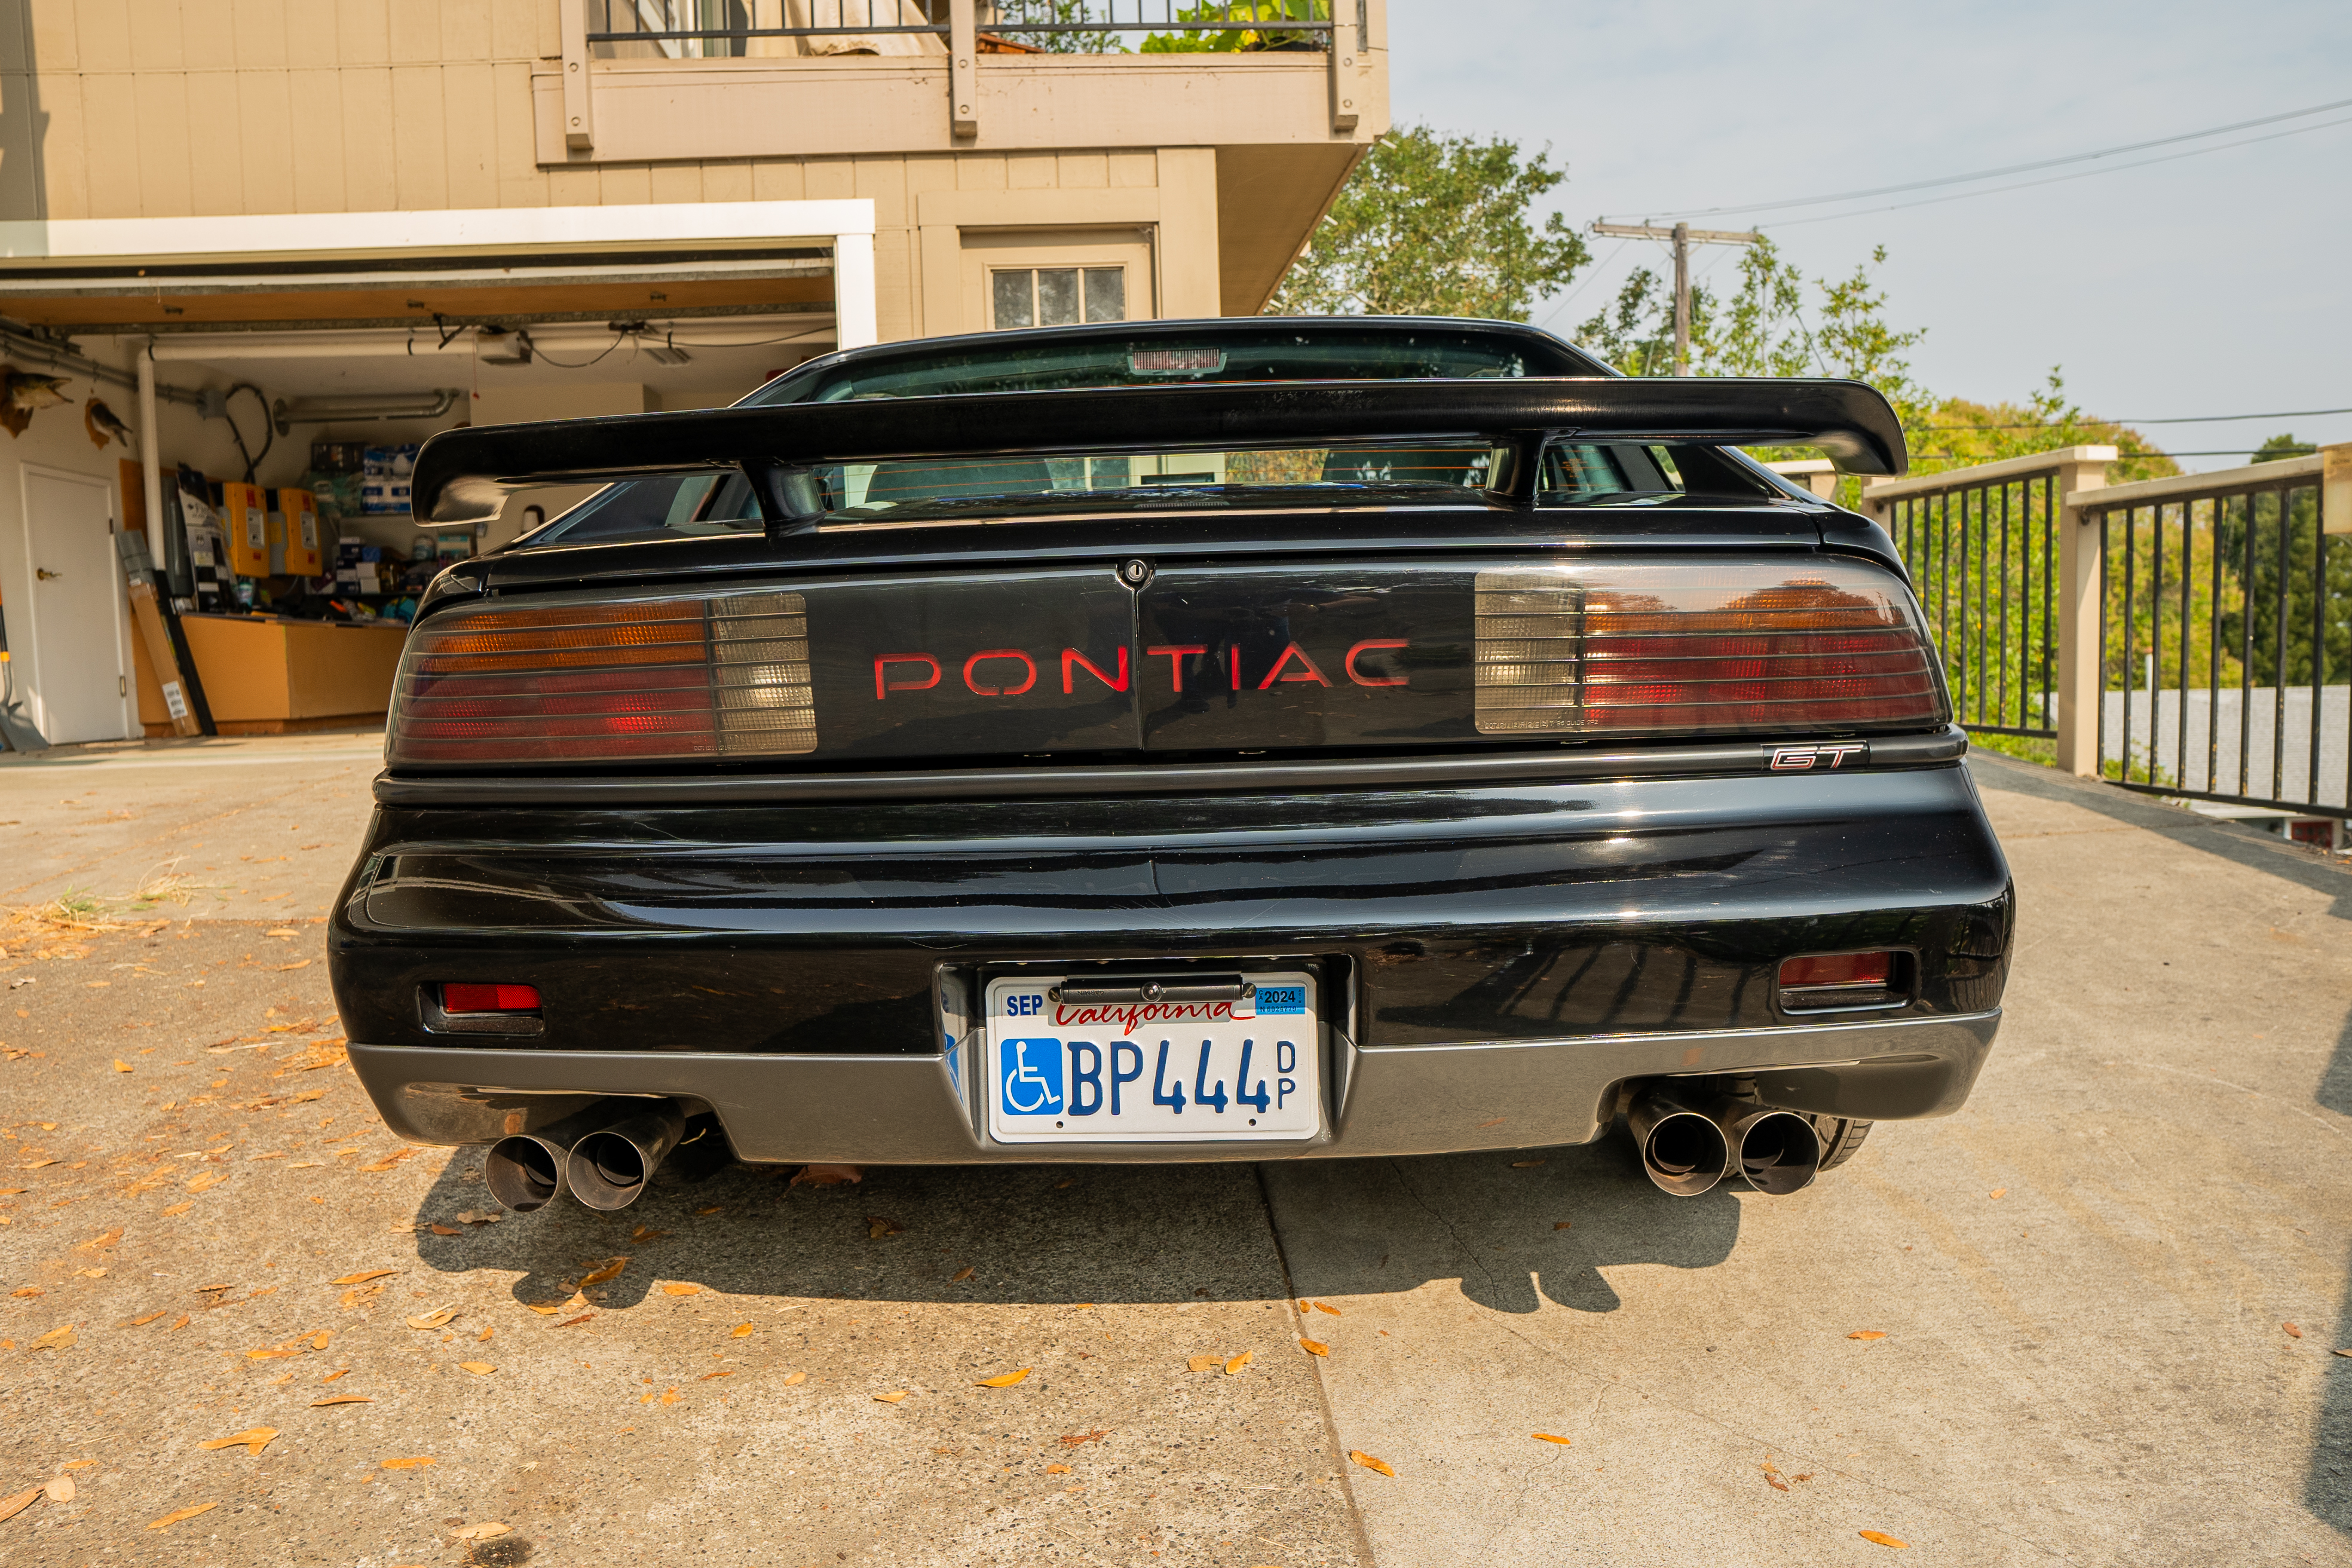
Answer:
xmin=1813 ymin=1116 xmax=1873 ymax=1171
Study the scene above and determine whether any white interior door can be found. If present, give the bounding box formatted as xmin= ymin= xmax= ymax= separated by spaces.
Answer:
xmin=22 ymin=467 xmax=127 ymax=745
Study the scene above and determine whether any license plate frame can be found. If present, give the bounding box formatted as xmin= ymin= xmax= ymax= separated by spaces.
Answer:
xmin=982 ymin=970 xmax=1322 ymax=1145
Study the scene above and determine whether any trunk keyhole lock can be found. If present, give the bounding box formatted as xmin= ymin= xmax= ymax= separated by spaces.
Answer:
xmin=1119 ymin=558 xmax=1152 ymax=587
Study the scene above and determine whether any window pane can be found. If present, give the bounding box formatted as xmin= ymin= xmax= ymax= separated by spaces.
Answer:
xmin=1081 ymin=267 xmax=1126 ymax=323
xmin=991 ymin=270 xmax=1034 ymax=330
xmin=1036 ymin=268 xmax=1081 ymax=327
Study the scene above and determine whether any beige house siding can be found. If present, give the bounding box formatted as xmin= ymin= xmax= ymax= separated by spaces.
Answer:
xmin=2 ymin=1 xmax=1378 ymax=336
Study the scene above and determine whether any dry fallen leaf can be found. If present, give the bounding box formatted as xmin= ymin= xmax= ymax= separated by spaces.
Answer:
xmin=731 ymin=1323 xmax=754 ymax=1338
xmin=0 ymin=1487 xmax=41 ymax=1523
xmin=975 ymin=1367 xmax=1031 ymax=1387
xmin=558 ymin=1313 xmax=595 ymax=1328
xmin=8 ymin=1286 xmax=38 ymax=1298
xmin=123 ymin=1310 xmax=168 ymax=1327
xmin=114 ymin=1059 xmax=133 ymax=1073
xmin=161 ymin=1202 xmax=194 ymax=1217
xmin=379 ymin=1456 xmax=435 ymax=1471
xmin=783 ymin=1371 xmax=808 ymax=1386
xmin=1058 ymin=1428 xmax=1108 ymax=1446
xmin=579 ymin=1257 xmax=629 ymax=1287
xmin=1532 ymin=1432 xmax=1572 ymax=1446
xmin=700 ymin=1369 xmax=733 ymax=1380
xmin=696 ymin=1205 xmax=724 ymax=1216
xmin=1859 ymin=1530 xmax=1910 ymax=1549
xmin=406 ymin=1307 xmax=458 ymax=1331
xmin=2284 ymin=1322 xmax=2303 ymax=1339
xmin=1987 ymin=1187 xmax=2007 ymax=1199
xmin=1045 ymin=1461 xmax=1071 ymax=1474
xmin=459 ymin=1361 xmax=495 ymax=1376
xmin=1224 ymin=1351 xmax=1254 ymax=1376
xmin=199 ymin=1428 xmax=278 ymax=1457
xmin=1187 ymin=1355 xmax=1221 ymax=1373
xmin=659 ymin=1388 xmax=679 ymax=1406
xmin=42 ymin=1475 xmax=72 ymax=1503
xmin=790 ymin=1163 xmax=862 ymax=1187
xmin=330 ymin=1269 xmax=396 ymax=1286
xmin=311 ymin=1395 xmax=372 ymax=1407
xmin=356 ymin=1148 xmax=418 ymax=1173
xmin=1298 ymin=1339 xmax=1330 ymax=1357
xmin=951 ymin=1266 xmax=975 ymax=1282
xmin=429 ymin=1223 xmax=461 ymax=1237
xmin=452 ymin=1522 xmax=511 ymax=1541
xmin=185 ymin=1172 xmax=225 ymax=1195
xmin=1847 ymin=1330 xmax=1888 ymax=1341
xmin=146 ymin=1502 xmax=218 ymax=1530
xmin=661 ymin=1283 xmax=702 ymax=1297
xmin=873 ymin=1391 xmax=908 ymax=1403
xmin=2333 ymin=1349 xmax=2352 ymax=1358
xmin=866 ymin=1215 xmax=905 ymax=1239
xmin=1312 ymin=1301 xmax=1342 ymax=1316
xmin=32 ymin=1325 xmax=75 ymax=1351
xmin=1349 ymin=1450 xmax=1395 ymax=1478
xmin=1509 ymin=1159 xmax=1545 ymax=1168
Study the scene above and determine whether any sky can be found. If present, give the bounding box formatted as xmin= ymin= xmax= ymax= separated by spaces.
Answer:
xmin=1385 ymin=0 xmax=2352 ymax=471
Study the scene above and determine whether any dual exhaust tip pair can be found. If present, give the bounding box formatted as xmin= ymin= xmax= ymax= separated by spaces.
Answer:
xmin=1630 ymin=1088 xmax=1821 ymax=1198
xmin=483 ymin=1103 xmax=687 ymax=1214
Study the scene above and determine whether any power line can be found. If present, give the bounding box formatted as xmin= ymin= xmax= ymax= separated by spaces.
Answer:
xmin=1765 ymin=113 xmax=2352 ymax=228
xmin=1618 ymin=95 xmax=2352 ymax=223
xmin=1918 ymin=405 xmax=2352 ymax=430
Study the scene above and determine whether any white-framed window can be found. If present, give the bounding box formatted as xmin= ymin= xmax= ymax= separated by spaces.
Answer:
xmin=989 ymin=266 xmax=1128 ymax=330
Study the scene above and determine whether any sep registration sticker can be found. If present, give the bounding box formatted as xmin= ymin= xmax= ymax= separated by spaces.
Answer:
xmin=984 ymin=972 xmax=1321 ymax=1145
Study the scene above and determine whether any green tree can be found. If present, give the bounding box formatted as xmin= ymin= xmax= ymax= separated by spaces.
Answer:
xmin=1139 ymin=0 xmax=1326 ymax=52
xmin=1267 ymin=124 xmax=1591 ymax=320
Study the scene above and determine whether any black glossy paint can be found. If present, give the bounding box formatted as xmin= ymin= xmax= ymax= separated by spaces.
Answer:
xmin=327 ymin=767 xmax=2011 ymax=1071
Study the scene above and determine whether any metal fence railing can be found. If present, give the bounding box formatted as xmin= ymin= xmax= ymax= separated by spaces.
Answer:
xmin=587 ymin=1 xmax=1340 ymax=57
xmin=1882 ymin=470 xmax=2063 ymax=739
xmin=2093 ymin=464 xmax=2347 ymax=819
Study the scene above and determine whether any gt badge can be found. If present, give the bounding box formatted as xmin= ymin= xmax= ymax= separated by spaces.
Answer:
xmin=1769 ymin=742 xmax=1868 ymax=771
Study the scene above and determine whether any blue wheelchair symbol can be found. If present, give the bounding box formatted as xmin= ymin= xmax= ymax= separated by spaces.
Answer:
xmin=999 ymin=1037 xmax=1065 ymax=1116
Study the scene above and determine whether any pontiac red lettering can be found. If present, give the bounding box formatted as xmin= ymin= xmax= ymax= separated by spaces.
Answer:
xmin=873 ymin=653 xmax=941 ymax=700
xmin=1062 ymin=646 xmax=1131 ymax=694
xmin=1257 ymin=642 xmax=1331 ymax=689
xmin=1345 ymin=639 xmax=1410 ymax=687
xmin=963 ymin=648 xmax=1038 ymax=697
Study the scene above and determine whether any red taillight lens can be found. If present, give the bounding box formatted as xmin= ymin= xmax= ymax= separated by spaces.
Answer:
xmin=1778 ymin=953 xmax=1892 ymax=989
xmin=442 ymin=982 xmax=541 ymax=1013
xmin=388 ymin=590 xmax=817 ymax=766
xmin=1473 ymin=559 xmax=1946 ymax=736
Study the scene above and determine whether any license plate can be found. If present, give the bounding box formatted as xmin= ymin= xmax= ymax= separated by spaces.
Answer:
xmin=984 ymin=972 xmax=1321 ymax=1144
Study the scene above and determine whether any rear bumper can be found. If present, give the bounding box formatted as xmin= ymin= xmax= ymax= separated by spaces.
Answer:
xmin=330 ymin=755 xmax=2014 ymax=1159
xmin=351 ymin=1008 xmax=2000 ymax=1164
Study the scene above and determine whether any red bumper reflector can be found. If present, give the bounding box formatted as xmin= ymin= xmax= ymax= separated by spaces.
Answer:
xmin=443 ymin=982 xmax=542 ymax=1013
xmin=1778 ymin=953 xmax=1892 ymax=989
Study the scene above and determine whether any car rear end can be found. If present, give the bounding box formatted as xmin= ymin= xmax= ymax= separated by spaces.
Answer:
xmin=328 ymin=322 xmax=2011 ymax=1209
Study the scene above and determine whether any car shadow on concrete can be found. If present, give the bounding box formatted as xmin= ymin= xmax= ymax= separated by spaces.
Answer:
xmin=2312 ymin=1004 xmax=2352 ymax=1536
xmin=397 ymin=1126 xmax=1735 ymax=1318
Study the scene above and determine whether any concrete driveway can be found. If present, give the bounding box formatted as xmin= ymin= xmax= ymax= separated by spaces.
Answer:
xmin=2 ymin=739 xmax=2348 ymax=1567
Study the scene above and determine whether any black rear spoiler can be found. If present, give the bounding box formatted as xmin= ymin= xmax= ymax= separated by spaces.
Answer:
xmin=411 ymin=375 xmax=1906 ymax=531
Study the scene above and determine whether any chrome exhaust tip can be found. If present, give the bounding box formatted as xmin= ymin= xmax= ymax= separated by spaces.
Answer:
xmin=1726 ymin=1107 xmax=1822 ymax=1196
xmin=565 ymin=1105 xmax=688 ymax=1212
xmin=1627 ymin=1091 xmax=1731 ymax=1198
xmin=483 ymin=1132 xmax=568 ymax=1213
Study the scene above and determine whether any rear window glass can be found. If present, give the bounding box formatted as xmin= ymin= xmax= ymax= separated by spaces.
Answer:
xmin=520 ymin=324 xmax=1773 ymax=547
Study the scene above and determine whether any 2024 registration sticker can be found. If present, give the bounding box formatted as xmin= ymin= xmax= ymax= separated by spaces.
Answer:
xmin=984 ymin=975 xmax=1321 ymax=1144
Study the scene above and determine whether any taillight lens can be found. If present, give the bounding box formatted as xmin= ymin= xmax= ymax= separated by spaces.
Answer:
xmin=443 ymin=982 xmax=541 ymax=1013
xmin=1780 ymin=953 xmax=1891 ymax=988
xmin=1778 ymin=950 xmax=1906 ymax=1012
xmin=388 ymin=590 xmax=816 ymax=765
xmin=1473 ymin=558 xmax=1945 ymax=736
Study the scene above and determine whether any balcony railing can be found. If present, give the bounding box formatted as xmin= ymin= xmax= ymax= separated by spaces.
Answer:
xmin=1866 ymin=444 xmax=2352 ymax=826
xmin=587 ymin=1 xmax=1341 ymax=58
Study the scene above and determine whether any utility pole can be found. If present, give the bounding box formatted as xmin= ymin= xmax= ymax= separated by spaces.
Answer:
xmin=1589 ymin=220 xmax=1763 ymax=375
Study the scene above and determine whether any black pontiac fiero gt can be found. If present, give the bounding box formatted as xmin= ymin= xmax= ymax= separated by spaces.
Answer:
xmin=328 ymin=317 xmax=2011 ymax=1213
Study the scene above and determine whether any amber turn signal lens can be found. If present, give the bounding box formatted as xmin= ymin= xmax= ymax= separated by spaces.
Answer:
xmin=1778 ymin=953 xmax=1892 ymax=989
